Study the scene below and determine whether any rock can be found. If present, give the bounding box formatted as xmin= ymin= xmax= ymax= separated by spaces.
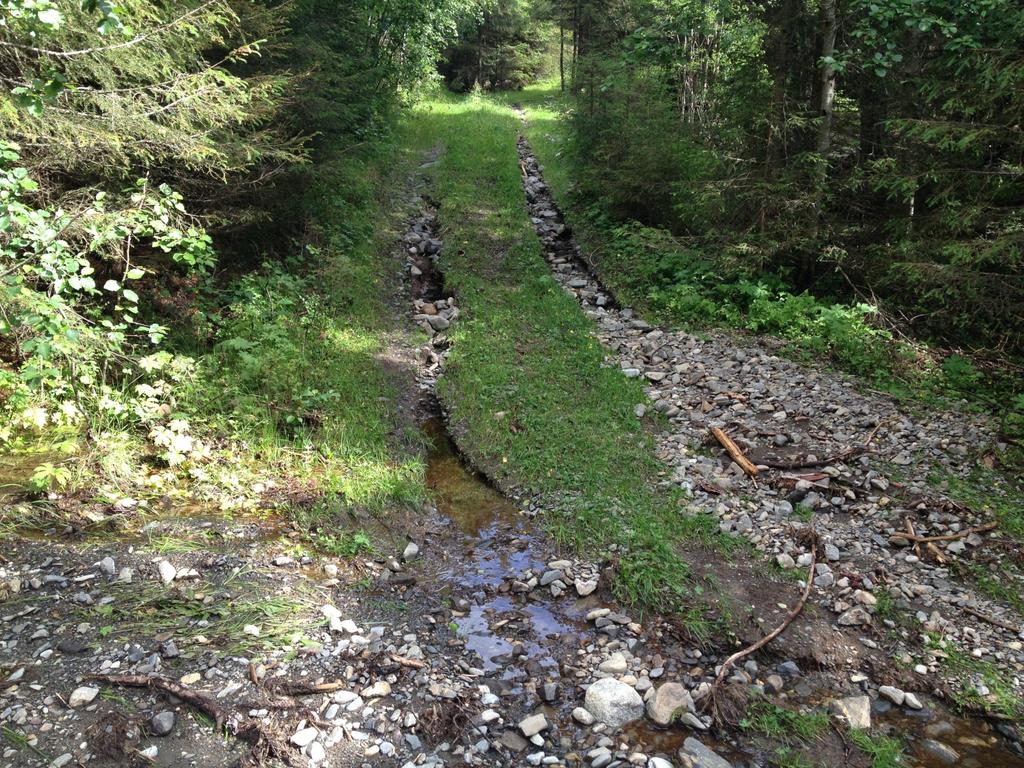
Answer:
xmin=519 ymin=713 xmax=548 ymax=738
xmin=362 ymin=681 xmax=391 ymax=698
xmin=584 ymin=677 xmax=644 ymax=728
xmin=920 ymin=739 xmax=959 ymax=765
xmin=575 ymin=578 xmax=598 ymax=596
xmin=150 ymin=711 xmax=176 ymax=736
xmin=904 ymin=692 xmax=923 ymax=709
xmin=99 ymin=557 xmax=116 ymax=576
xmin=157 ymin=560 xmax=176 ymax=585
xmin=680 ymin=737 xmax=733 ymax=768
xmin=879 ymin=686 xmax=905 ymax=706
xmin=402 ymin=541 xmax=419 ymax=561
xmin=308 ymin=742 xmax=326 ymax=763
xmin=291 ymin=727 xmax=319 ymax=748
xmin=830 ymin=696 xmax=871 ymax=729
xmin=599 ymin=652 xmax=628 ymax=674
xmin=572 ymin=707 xmax=595 ymax=725
xmin=837 ymin=606 xmax=871 ymax=626
xmin=764 ymin=675 xmax=785 ymax=694
xmin=68 ymin=686 xmax=99 ymax=708
xmin=500 ymin=731 xmax=529 ymax=752
xmin=645 ymin=683 xmax=693 ymax=726
xmin=776 ymin=554 xmax=795 ymax=569
xmin=57 ymin=638 xmax=89 ymax=654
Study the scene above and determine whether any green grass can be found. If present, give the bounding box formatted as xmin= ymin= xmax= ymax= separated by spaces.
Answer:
xmin=928 ymin=634 xmax=1024 ymax=720
xmin=741 ymin=698 xmax=829 ymax=745
xmin=1 ymin=726 xmax=49 ymax=762
xmin=86 ymin=578 xmax=314 ymax=654
xmin=849 ymin=730 xmax=904 ymax=768
xmin=401 ymin=90 xmax=727 ymax=612
xmin=771 ymin=748 xmax=817 ymax=768
xmin=926 ymin=465 xmax=1024 ymax=540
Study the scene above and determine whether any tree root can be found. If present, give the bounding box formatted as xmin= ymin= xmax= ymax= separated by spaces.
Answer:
xmin=702 ymin=539 xmax=817 ymax=722
xmin=86 ymin=673 xmax=301 ymax=768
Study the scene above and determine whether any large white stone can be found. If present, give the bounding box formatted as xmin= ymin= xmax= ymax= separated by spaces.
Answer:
xmin=584 ymin=678 xmax=644 ymax=728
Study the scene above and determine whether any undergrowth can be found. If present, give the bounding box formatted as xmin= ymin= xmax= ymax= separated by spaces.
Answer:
xmin=515 ymin=80 xmax=1024 ymax=473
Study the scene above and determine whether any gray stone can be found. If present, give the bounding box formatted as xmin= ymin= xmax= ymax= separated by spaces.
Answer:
xmin=830 ymin=696 xmax=871 ymax=729
xmin=68 ymin=686 xmax=99 ymax=708
xmin=150 ymin=711 xmax=176 ymax=736
xmin=598 ymin=652 xmax=628 ymax=674
xmin=919 ymin=739 xmax=959 ymax=765
xmin=519 ymin=713 xmax=548 ymax=738
xmin=680 ymin=737 xmax=733 ymax=768
xmin=584 ymin=677 xmax=644 ymax=728
xmin=645 ymin=682 xmax=693 ymax=726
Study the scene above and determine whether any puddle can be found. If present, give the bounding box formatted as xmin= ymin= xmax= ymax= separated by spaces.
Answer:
xmin=878 ymin=705 xmax=1024 ymax=768
xmin=0 ymin=451 xmax=59 ymax=502
xmin=421 ymin=409 xmax=592 ymax=675
xmin=423 ymin=415 xmax=516 ymax=537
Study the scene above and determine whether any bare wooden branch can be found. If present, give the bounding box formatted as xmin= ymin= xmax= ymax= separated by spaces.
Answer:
xmin=708 ymin=543 xmax=816 ymax=694
xmin=710 ymin=427 xmax=759 ymax=477
xmin=86 ymin=673 xmax=231 ymax=730
xmin=390 ymin=654 xmax=427 ymax=670
xmin=963 ymin=605 xmax=1021 ymax=633
xmin=900 ymin=519 xmax=997 ymax=544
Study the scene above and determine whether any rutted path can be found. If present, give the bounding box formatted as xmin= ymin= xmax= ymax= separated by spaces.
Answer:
xmin=514 ymin=123 xmax=1024 ymax=765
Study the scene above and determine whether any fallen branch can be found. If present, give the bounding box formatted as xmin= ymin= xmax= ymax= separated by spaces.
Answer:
xmin=710 ymin=427 xmax=759 ymax=477
xmin=707 ymin=542 xmax=816 ymax=696
xmin=86 ymin=674 xmax=231 ymax=731
xmin=263 ymin=678 xmax=347 ymax=696
xmin=390 ymin=654 xmax=427 ymax=670
xmin=86 ymin=673 xmax=299 ymax=767
xmin=962 ymin=605 xmax=1021 ymax=633
xmin=900 ymin=519 xmax=997 ymax=544
xmin=864 ymin=420 xmax=887 ymax=447
xmin=761 ymin=447 xmax=866 ymax=470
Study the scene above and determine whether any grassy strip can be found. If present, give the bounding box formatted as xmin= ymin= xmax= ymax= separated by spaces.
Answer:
xmin=403 ymin=91 xmax=725 ymax=613
xmin=182 ymin=139 xmax=427 ymax=518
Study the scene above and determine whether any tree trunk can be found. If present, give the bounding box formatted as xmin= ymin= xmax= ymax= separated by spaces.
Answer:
xmin=559 ymin=18 xmax=566 ymax=92
xmin=815 ymin=0 xmax=837 ymax=158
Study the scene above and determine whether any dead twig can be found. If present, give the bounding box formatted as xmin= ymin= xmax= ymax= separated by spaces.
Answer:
xmin=962 ymin=605 xmax=1021 ymax=633
xmin=710 ymin=427 xmax=759 ymax=477
xmin=86 ymin=673 xmax=232 ymax=730
xmin=761 ymin=447 xmax=868 ymax=470
xmin=263 ymin=678 xmax=347 ymax=696
xmin=900 ymin=519 xmax=997 ymax=544
xmin=864 ymin=420 xmax=887 ymax=447
xmin=86 ymin=673 xmax=300 ymax=768
xmin=390 ymin=654 xmax=427 ymax=670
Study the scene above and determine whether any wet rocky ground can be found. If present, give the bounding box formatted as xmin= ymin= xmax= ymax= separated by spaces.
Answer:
xmin=2 ymin=141 xmax=1023 ymax=768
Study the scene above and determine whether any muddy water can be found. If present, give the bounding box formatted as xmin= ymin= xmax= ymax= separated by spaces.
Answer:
xmin=422 ymin=414 xmax=594 ymax=680
xmin=878 ymin=706 xmax=1024 ymax=768
xmin=0 ymin=451 xmax=57 ymax=502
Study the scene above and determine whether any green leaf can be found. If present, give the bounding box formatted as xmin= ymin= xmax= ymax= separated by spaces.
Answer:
xmin=122 ymin=289 xmax=139 ymax=303
xmin=37 ymin=8 xmax=64 ymax=27
xmin=125 ymin=268 xmax=146 ymax=280
xmin=103 ymin=279 xmax=120 ymax=291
